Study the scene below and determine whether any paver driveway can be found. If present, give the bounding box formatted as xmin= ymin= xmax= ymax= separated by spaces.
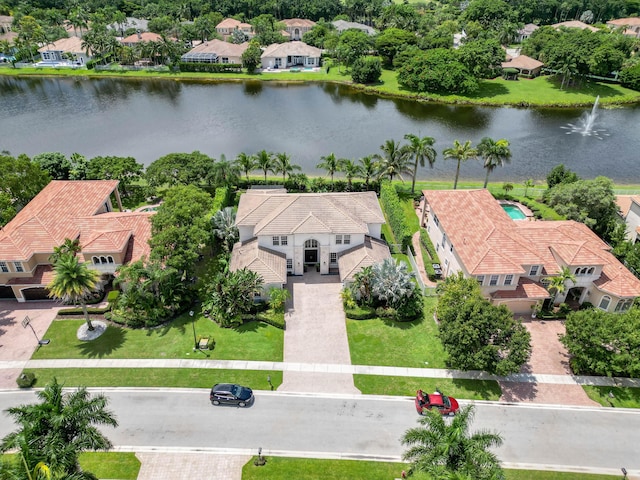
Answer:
xmin=279 ymin=271 xmax=360 ymax=394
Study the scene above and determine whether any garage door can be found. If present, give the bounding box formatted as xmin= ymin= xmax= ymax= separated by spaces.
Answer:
xmin=0 ymin=285 xmax=16 ymax=299
xmin=21 ymin=287 xmax=50 ymax=301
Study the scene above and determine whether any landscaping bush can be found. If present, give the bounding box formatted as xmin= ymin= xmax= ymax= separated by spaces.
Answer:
xmin=107 ymin=290 xmax=120 ymax=303
xmin=178 ymin=62 xmax=242 ymax=73
xmin=620 ymin=63 xmax=640 ymax=91
xmin=16 ymin=372 xmax=36 ymax=388
xmin=351 ymin=56 xmax=382 ymax=84
xmin=253 ymin=314 xmax=285 ymax=330
xmin=212 ymin=186 xmax=232 ymax=211
xmin=345 ymin=305 xmax=377 ymax=320
xmin=380 ymin=182 xmax=411 ymax=250
xmin=57 ymin=306 xmax=111 ymax=315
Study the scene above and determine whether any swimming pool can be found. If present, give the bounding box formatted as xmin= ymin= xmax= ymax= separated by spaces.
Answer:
xmin=501 ymin=204 xmax=527 ymax=220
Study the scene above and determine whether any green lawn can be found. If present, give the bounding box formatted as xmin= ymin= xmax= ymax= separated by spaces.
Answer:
xmin=241 ymin=457 xmax=619 ymax=479
xmin=347 ymin=297 xmax=447 ymax=368
xmin=354 ymin=375 xmax=501 ymax=400
xmin=32 ymin=312 xmax=283 ymax=361
xmin=583 ymin=385 xmax=640 ymax=408
xmin=78 ymin=452 xmax=141 ymax=480
xmin=23 ymin=368 xmax=282 ymax=390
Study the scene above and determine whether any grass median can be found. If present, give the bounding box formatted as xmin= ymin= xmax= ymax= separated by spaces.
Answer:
xmin=583 ymin=385 xmax=640 ymax=408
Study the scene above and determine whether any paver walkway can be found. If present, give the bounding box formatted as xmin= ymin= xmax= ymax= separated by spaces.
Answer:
xmin=279 ymin=271 xmax=359 ymax=394
xmin=135 ymin=452 xmax=250 ymax=480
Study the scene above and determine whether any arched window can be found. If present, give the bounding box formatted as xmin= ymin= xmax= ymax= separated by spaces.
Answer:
xmin=92 ymin=256 xmax=99 ymax=264
xmin=304 ymin=239 xmax=318 ymax=248
xmin=615 ymin=298 xmax=633 ymax=312
xmin=598 ymin=295 xmax=611 ymax=311
xmin=100 ymin=256 xmax=107 ymax=264
xmin=107 ymin=256 xmax=114 ymax=263
xmin=574 ymin=268 xmax=580 ymax=275
xmin=587 ymin=267 xmax=594 ymax=275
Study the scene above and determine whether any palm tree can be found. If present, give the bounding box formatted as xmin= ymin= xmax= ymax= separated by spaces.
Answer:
xmin=371 ymin=257 xmax=417 ymax=308
xmin=337 ymin=158 xmax=363 ymax=190
xmin=442 ymin=140 xmax=478 ymax=190
xmin=545 ymin=266 xmax=577 ymax=303
xmin=358 ymin=155 xmax=379 ymax=188
xmin=208 ymin=154 xmax=241 ymax=188
xmin=0 ymin=378 xmax=118 ymax=478
xmin=47 ymin=254 xmax=99 ymax=331
xmin=254 ymin=149 xmax=273 ymax=182
xmin=272 ymin=152 xmax=301 ymax=182
xmin=234 ymin=152 xmax=256 ymax=181
xmin=317 ymin=153 xmax=340 ymax=187
xmin=49 ymin=237 xmax=81 ymax=264
xmin=212 ymin=207 xmax=239 ymax=253
xmin=375 ymin=139 xmax=413 ymax=182
xmin=477 ymin=137 xmax=512 ymax=189
xmin=404 ymin=133 xmax=437 ymax=194
xmin=523 ymin=178 xmax=535 ymax=197
xmin=502 ymin=182 xmax=514 ymax=194
xmin=402 ymin=405 xmax=504 ymax=480
xmin=352 ymin=265 xmax=374 ymax=305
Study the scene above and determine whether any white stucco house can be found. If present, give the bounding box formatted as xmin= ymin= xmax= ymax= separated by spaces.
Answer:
xmin=37 ymin=37 xmax=89 ymax=64
xmin=181 ymin=39 xmax=249 ymax=64
xmin=260 ymin=41 xmax=322 ymax=69
xmin=422 ymin=189 xmax=640 ymax=314
xmin=281 ymin=18 xmax=316 ymax=41
xmin=230 ymin=188 xmax=390 ymax=293
xmin=616 ymin=195 xmax=640 ymax=243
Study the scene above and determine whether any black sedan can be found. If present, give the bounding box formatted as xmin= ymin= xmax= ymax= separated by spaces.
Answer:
xmin=210 ymin=383 xmax=254 ymax=407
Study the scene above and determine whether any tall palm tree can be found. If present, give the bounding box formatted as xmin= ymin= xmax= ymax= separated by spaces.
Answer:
xmin=49 ymin=237 xmax=81 ymax=264
xmin=477 ymin=137 xmax=512 ymax=188
xmin=254 ymin=150 xmax=273 ymax=182
xmin=337 ymin=158 xmax=363 ymax=190
xmin=0 ymin=378 xmax=118 ymax=478
xmin=442 ymin=140 xmax=478 ymax=190
xmin=316 ymin=153 xmax=340 ymax=187
xmin=404 ymin=133 xmax=437 ymax=194
xmin=358 ymin=155 xmax=379 ymax=188
xmin=47 ymin=254 xmax=99 ymax=331
xmin=402 ymin=405 xmax=504 ymax=480
xmin=272 ymin=152 xmax=301 ymax=182
xmin=375 ymin=139 xmax=412 ymax=182
xmin=208 ymin=154 xmax=241 ymax=188
xmin=545 ymin=265 xmax=577 ymax=303
xmin=234 ymin=152 xmax=256 ymax=181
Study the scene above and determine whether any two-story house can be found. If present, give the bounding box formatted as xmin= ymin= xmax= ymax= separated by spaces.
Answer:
xmin=422 ymin=189 xmax=640 ymax=314
xmin=616 ymin=195 xmax=640 ymax=243
xmin=0 ymin=180 xmax=153 ymax=302
xmin=281 ymin=18 xmax=316 ymax=41
xmin=230 ymin=189 xmax=390 ymax=292
xmin=215 ymin=18 xmax=253 ymax=39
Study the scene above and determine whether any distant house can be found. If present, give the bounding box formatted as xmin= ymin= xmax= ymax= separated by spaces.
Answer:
xmin=332 ymin=19 xmax=376 ymax=35
xmin=261 ymin=41 xmax=322 ymax=69
xmin=108 ymin=17 xmax=150 ymax=36
xmin=0 ymin=15 xmax=13 ymax=34
xmin=121 ymin=31 xmax=163 ymax=47
xmin=516 ymin=23 xmax=539 ymax=42
xmin=0 ymin=181 xmax=153 ymax=302
xmin=552 ymin=20 xmax=599 ymax=32
xmin=230 ymin=189 xmax=389 ymax=292
xmin=606 ymin=17 xmax=640 ymax=38
xmin=181 ymin=39 xmax=249 ymax=64
xmin=38 ymin=37 xmax=89 ymax=64
xmin=501 ymin=54 xmax=544 ymax=77
xmin=453 ymin=30 xmax=467 ymax=48
xmin=281 ymin=18 xmax=316 ymax=41
xmin=422 ymin=189 xmax=640 ymax=314
xmin=616 ymin=195 xmax=640 ymax=243
xmin=216 ymin=18 xmax=253 ymax=39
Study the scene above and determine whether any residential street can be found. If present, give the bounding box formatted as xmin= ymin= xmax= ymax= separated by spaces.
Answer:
xmin=1 ymin=389 xmax=639 ymax=476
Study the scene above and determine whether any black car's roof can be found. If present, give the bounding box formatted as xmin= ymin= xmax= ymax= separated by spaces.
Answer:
xmin=212 ymin=383 xmax=235 ymax=392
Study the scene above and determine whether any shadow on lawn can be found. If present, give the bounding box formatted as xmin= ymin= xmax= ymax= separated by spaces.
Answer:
xmin=382 ymin=317 xmax=424 ymax=330
xmin=75 ymin=326 xmax=126 ymax=358
xmin=453 ymin=378 xmax=504 ymax=401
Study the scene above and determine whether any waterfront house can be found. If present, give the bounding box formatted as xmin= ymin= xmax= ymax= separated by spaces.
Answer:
xmin=422 ymin=189 xmax=640 ymax=314
xmin=332 ymin=20 xmax=376 ymax=35
xmin=616 ymin=195 xmax=640 ymax=243
xmin=230 ymin=188 xmax=389 ymax=293
xmin=261 ymin=41 xmax=322 ymax=69
xmin=181 ymin=39 xmax=248 ymax=64
xmin=606 ymin=17 xmax=640 ymax=38
xmin=0 ymin=181 xmax=153 ymax=302
xmin=37 ymin=37 xmax=89 ymax=64
xmin=281 ymin=18 xmax=316 ymax=41
xmin=501 ymin=54 xmax=544 ymax=78
xmin=121 ymin=31 xmax=163 ymax=47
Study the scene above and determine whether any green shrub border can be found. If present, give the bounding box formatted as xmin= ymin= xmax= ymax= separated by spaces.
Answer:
xmin=345 ymin=306 xmax=377 ymax=320
xmin=380 ymin=182 xmax=411 ymax=251
xmin=212 ymin=186 xmax=232 ymax=211
xmin=178 ymin=62 xmax=242 ymax=73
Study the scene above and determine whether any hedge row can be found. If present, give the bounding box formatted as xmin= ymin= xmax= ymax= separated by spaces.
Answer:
xmin=345 ymin=305 xmax=377 ymax=320
xmin=212 ymin=186 xmax=232 ymax=212
xmin=57 ymin=291 xmax=120 ymax=315
xmin=178 ymin=62 xmax=242 ymax=73
xmin=252 ymin=314 xmax=285 ymax=330
xmin=419 ymin=230 xmax=441 ymax=280
xmin=379 ymin=182 xmax=411 ymax=251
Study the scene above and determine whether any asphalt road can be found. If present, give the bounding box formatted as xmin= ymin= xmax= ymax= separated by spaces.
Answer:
xmin=1 ymin=389 xmax=639 ymax=474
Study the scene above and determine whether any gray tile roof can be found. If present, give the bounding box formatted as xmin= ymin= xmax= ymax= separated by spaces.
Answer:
xmin=338 ymin=236 xmax=391 ymax=283
xmin=229 ymin=238 xmax=287 ymax=285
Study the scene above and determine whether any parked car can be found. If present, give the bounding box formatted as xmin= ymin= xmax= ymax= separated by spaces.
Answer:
xmin=210 ymin=383 xmax=254 ymax=407
xmin=415 ymin=389 xmax=459 ymax=416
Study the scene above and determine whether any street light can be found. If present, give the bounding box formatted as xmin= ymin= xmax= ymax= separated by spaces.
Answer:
xmin=189 ymin=310 xmax=197 ymax=351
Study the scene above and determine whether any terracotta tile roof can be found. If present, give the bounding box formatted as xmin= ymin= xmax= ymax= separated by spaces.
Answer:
xmin=236 ymin=191 xmax=384 ymax=236
xmin=552 ymin=20 xmax=599 ymax=31
xmin=217 ymin=18 xmax=243 ymax=29
xmin=491 ymin=277 xmax=550 ymax=300
xmin=338 ymin=236 xmax=391 ymax=283
xmin=185 ymin=39 xmax=249 ymax=57
xmin=281 ymin=18 xmax=316 ymax=28
xmin=229 ymin=238 xmax=287 ymax=285
xmin=501 ymin=54 xmax=544 ymax=70
xmin=0 ymin=180 xmax=119 ymax=261
xmin=607 ymin=17 xmax=640 ymax=27
xmin=7 ymin=264 xmax=54 ymax=285
xmin=121 ymin=32 xmax=162 ymax=43
xmin=38 ymin=36 xmax=85 ymax=54
xmin=615 ymin=195 xmax=640 ymax=217
xmin=261 ymin=41 xmax=321 ymax=58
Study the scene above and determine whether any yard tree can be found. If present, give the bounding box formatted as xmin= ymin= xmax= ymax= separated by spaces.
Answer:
xmin=377 ymin=3 xmax=420 ymax=31
xmin=457 ymin=38 xmax=505 ymax=79
xmin=375 ymin=139 xmax=412 ymax=182
xmin=149 ymin=185 xmax=214 ymax=276
xmin=272 ymin=152 xmax=301 ymax=182
xmin=462 ymin=0 xmax=515 ymax=30
xmin=251 ymin=14 xmax=286 ymax=46
xmin=69 ymin=152 xmax=90 ymax=180
xmin=358 ymin=155 xmax=380 ymax=188
xmin=375 ymin=28 xmax=417 ymax=66
xmin=207 ymin=154 xmax=241 ymax=188
xmin=350 ymin=55 xmax=382 ymax=84
xmin=254 ymin=149 xmax=274 ymax=182
xmin=242 ymin=41 xmax=263 ymax=73
xmin=545 ymin=265 xmax=576 ymax=302
xmin=302 ymin=22 xmax=335 ymax=48
xmin=146 ymin=151 xmax=211 ymax=187
xmin=0 ymin=153 xmax=50 ymax=226
xmin=546 ymin=164 xmax=580 ymax=189
xmin=561 ymin=307 xmax=640 ymax=377
xmin=402 ymin=405 xmax=504 ymax=480
xmin=337 ymin=158 xmax=363 ymax=189
xmin=32 ymin=152 xmax=72 ymax=180
xmin=477 ymin=137 xmax=511 ymax=188
xmin=335 ymin=29 xmax=372 ymax=70
xmin=442 ymin=140 xmax=478 ymax=190
xmin=0 ymin=378 xmax=118 ymax=479
xmin=234 ymin=152 xmax=256 ymax=180
xmin=437 ymin=273 xmax=531 ymax=375
xmin=47 ymin=254 xmax=100 ymax=331
xmin=203 ymin=267 xmax=264 ymax=327
xmin=87 ymin=155 xmax=144 ymax=198
xmin=194 ymin=13 xmax=222 ymax=42
xmin=317 ymin=152 xmax=341 ymax=186
xmin=49 ymin=237 xmax=82 ymax=264
xmin=404 ymin=133 xmax=437 ymax=194
xmin=620 ymin=63 xmax=640 ymax=91
xmin=371 ymin=257 xmax=424 ymax=321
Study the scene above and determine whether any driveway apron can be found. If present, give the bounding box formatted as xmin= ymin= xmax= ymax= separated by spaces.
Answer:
xmin=279 ymin=271 xmax=360 ymax=394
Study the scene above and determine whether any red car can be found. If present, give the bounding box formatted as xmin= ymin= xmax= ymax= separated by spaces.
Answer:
xmin=415 ymin=389 xmax=460 ymax=416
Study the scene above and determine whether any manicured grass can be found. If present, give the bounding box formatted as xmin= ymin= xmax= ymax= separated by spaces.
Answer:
xmin=583 ymin=386 xmax=640 ymax=408
xmin=78 ymin=452 xmax=141 ymax=480
xmin=31 ymin=312 xmax=283 ymax=361
xmin=347 ymin=297 xmax=447 ymax=368
xmin=353 ymin=375 xmax=501 ymax=400
xmin=241 ymin=457 xmax=619 ymax=479
xmin=23 ymin=368 xmax=283 ymax=390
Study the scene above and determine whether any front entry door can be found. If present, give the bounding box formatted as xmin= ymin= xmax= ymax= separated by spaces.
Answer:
xmin=305 ymin=249 xmax=318 ymax=263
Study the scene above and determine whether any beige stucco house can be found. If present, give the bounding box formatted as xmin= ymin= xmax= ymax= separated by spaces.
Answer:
xmin=422 ymin=189 xmax=640 ymax=314
xmin=0 ymin=180 xmax=153 ymax=302
xmin=216 ymin=18 xmax=253 ymax=39
xmin=552 ymin=20 xmax=599 ymax=32
xmin=281 ymin=18 xmax=316 ymax=41
xmin=181 ymin=39 xmax=249 ymax=64
xmin=38 ymin=37 xmax=89 ymax=64
xmin=607 ymin=17 xmax=640 ymax=38
xmin=501 ymin=54 xmax=544 ymax=77
xmin=261 ymin=41 xmax=322 ymax=69
xmin=121 ymin=31 xmax=163 ymax=47
xmin=616 ymin=195 xmax=640 ymax=243
xmin=230 ymin=189 xmax=389 ymax=293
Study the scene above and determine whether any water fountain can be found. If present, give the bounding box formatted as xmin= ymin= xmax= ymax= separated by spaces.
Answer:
xmin=561 ymin=95 xmax=608 ymax=139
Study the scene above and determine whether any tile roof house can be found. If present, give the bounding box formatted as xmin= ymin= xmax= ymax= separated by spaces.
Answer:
xmin=0 ymin=15 xmax=12 ymax=34
xmin=215 ymin=18 xmax=253 ymax=39
xmin=261 ymin=41 xmax=322 ymax=69
xmin=332 ymin=20 xmax=376 ymax=35
xmin=552 ymin=20 xmax=599 ymax=32
xmin=181 ymin=39 xmax=249 ymax=64
xmin=38 ymin=37 xmax=89 ymax=64
xmin=230 ymin=189 xmax=389 ymax=291
xmin=501 ymin=54 xmax=544 ymax=77
xmin=516 ymin=23 xmax=539 ymax=42
xmin=616 ymin=195 xmax=640 ymax=243
xmin=0 ymin=180 xmax=153 ymax=302
xmin=606 ymin=17 xmax=640 ymax=37
xmin=281 ymin=18 xmax=316 ymax=40
xmin=121 ymin=31 xmax=163 ymax=47
xmin=422 ymin=189 xmax=640 ymax=314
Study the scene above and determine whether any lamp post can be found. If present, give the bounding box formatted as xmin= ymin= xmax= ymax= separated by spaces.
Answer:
xmin=189 ymin=310 xmax=197 ymax=351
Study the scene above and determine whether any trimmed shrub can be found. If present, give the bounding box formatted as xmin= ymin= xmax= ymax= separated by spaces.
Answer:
xmin=345 ymin=305 xmax=377 ymax=320
xmin=57 ymin=306 xmax=110 ymax=315
xmin=17 ymin=372 xmax=36 ymax=388
xmin=351 ymin=56 xmax=382 ymax=84
xmin=253 ymin=314 xmax=285 ymax=330
xmin=107 ymin=290 xmax=120 ymax=303
xmin=380 ymin=182 xmax=411 ymax=250
xmin=212 ymin=186 xmax=232 ymax=211
xmin=178 ymin=62 xmax=242 ymax=73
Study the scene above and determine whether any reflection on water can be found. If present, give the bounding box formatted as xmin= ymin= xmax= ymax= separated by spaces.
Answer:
xmin=322 ymin=83 xmax=378 ymax=109
xmin=392 ymin=98 xmax=491 ymax=130
xmin=243 ymin=81 xmax=263 ymax=96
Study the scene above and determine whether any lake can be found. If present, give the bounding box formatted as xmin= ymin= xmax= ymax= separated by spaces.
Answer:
xmin=1 ymin=76 xmax=639 ymax=183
